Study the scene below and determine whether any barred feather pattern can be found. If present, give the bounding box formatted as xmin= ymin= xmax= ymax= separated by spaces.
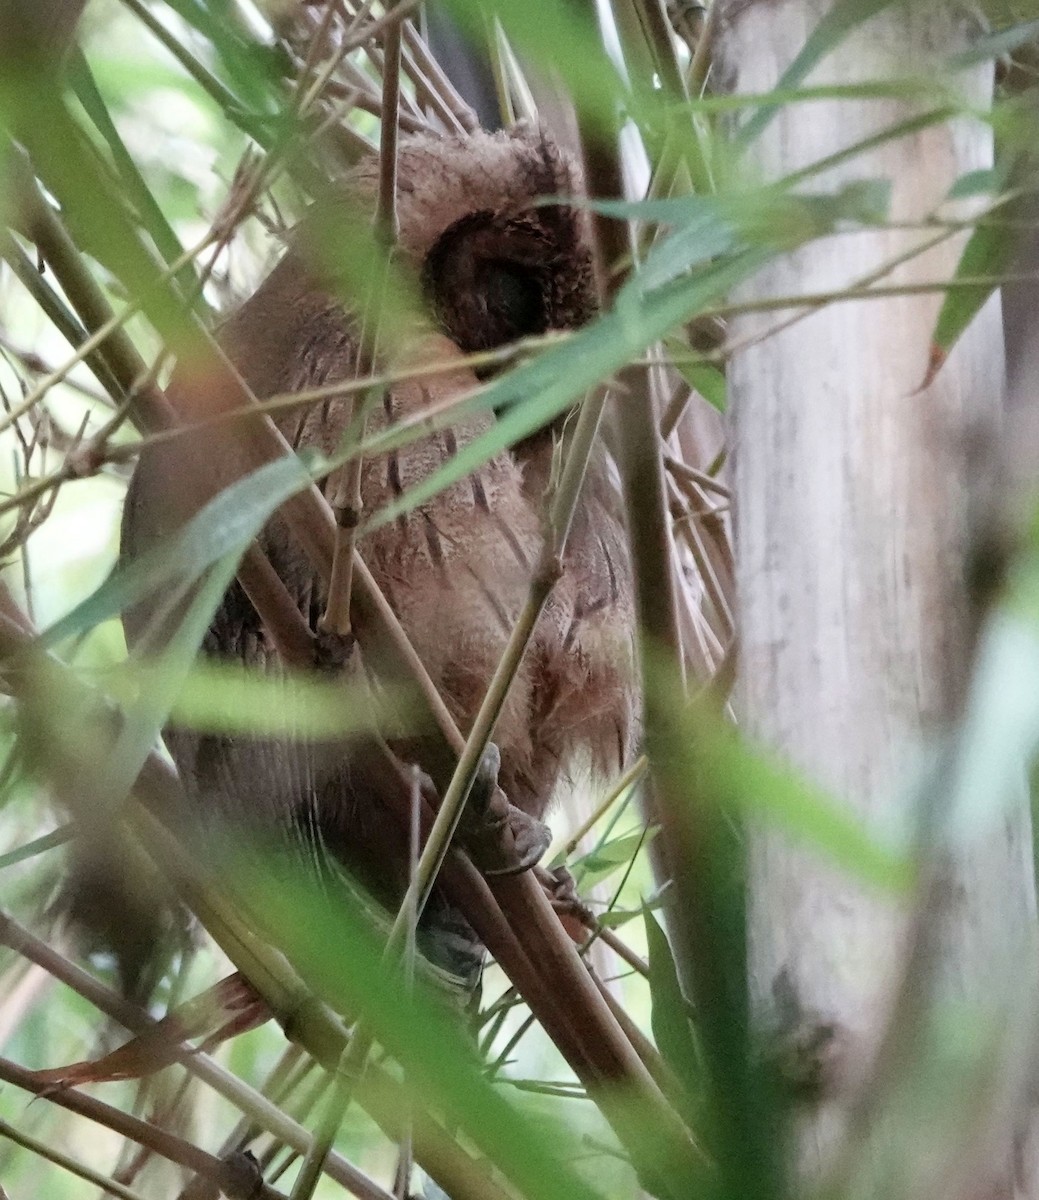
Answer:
xmin=121 ymin=128 xmax=637 ymax=971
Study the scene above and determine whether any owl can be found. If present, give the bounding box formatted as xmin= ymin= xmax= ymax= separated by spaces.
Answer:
xmin=121 ymin=127 xmax=636 ymax=981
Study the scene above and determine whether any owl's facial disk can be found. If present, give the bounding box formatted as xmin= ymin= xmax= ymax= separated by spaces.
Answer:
xmin=421 ymin=207 xmax=593 ymax=367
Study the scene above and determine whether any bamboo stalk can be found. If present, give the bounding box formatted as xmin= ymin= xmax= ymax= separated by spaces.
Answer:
xmin=0 ymin=1056 xmax=288 ymax=1200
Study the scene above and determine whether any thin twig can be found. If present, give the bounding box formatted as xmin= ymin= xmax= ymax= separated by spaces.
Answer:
xmin=0 ymin=1113 xmax=150 ymax=1200
xmin=320 ymin=10 xmax=402 ymax=639
xmin=401 ymin=385 xmax=612 ymax=942
xmin=0 ymin=1056 xmax=289 ymax=1200
xmin=401 ymin=17 xmax=479 ymax=132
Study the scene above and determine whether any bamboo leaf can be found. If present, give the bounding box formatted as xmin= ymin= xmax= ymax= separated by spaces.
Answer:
xmin=652 ymin=662 xmax=914 ymax=893
xmin=947 ymin=168 xmax=1000 ymax=199
xmin=446 ymin=0 xmax=628 ymax=134
xmin=944 ymin=608 xmax=1039 ymax=840
xmin=68 ymin=49 xmax=197 ymax=297
xmin=950 ymin=18 xmax=1039 ymax=67
xmin=161 ymin=0 xmax=285 ymax=116
xmin=738 ymin=0 xmax=903 ymax=146
xmin=110 ymin=659 xmax=409 ymax=741
xmin=571 ymin=827 xmax=658 ymax=890
xmin=644 ymin=908 xmax=701 ymax=1108
xmin=925 ymin=204 xmax=1015 ymax=387
xmin=103 ymin=553 xmax=241 ymax=802
xmin=40 ymin=453 xmax=315 ymax=648
xmin=354 ymin=175 xmax=892 ymax=535
xmin=257 ymin=872 xmax=612 ymax=1200
xmin=722 ymin=729 xmax=914 ymax=891
xmin=670 ymin=356 xmax=726 ymax=413
xmin=360 ymin=248 xmax=772 ymax=535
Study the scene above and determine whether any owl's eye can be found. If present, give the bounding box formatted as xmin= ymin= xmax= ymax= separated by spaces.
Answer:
xmin=480 ymin=261 xmax=545 ymax=341
xmin=422 ymin=213 xmax=554 ymax=355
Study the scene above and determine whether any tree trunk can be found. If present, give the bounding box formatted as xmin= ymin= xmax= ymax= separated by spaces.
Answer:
xmin=718 ymin=1 xmax=1039 ymax=1193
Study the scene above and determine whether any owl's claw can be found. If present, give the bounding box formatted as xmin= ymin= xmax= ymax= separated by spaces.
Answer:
xmin=459 ymin=742 xmax=551 ymax=876
xmin=546 ymin=864 xmax=579 ymax=906
xmin=481 ymin=809 xmax=552 ymax=876
xmin=472 ymin=744 xmax=502 ymax=810
xmin=314 ymin=627 xmax=356 ymax=672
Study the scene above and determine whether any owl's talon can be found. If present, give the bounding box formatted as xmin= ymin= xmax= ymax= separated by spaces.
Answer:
xmin=481 ymin=808 xmax=552 ymax=876
xmin=458 ymin=743 xmax=550 ymax=875
xmin=213 ymin=1149 xmax=264 ymax=1200
xmin=314 ymin=628 xmax=356 ymax=672
xmin=468 ymin=743 xmax=502 ymax=816
xmin=546 ymin=864 xmax=578 ymax=905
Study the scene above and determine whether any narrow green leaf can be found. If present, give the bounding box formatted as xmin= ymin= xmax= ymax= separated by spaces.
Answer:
xmin=258 ymin=874 xmax=612 ymax=1200
xmin=944 ymin=609 xmax=1039 ymax=840
xmin=353 ymin=173 xmax=893 ymax=535
xmin=102 ymin=554 xmax=241 ymax=804
xmin=446 ymin=0 xmax=628 ymax=136
xmin=578 ymin=180 xmax=891 ymax=236
xmin=0 ymin=825 xmax=73 ymax=871
xmin=109 ymin=659 xmax=409 ymax=741
xmin=725 ymin=731 xmax=913 ymax=890
xmin=947 ymin=168 xmax=1000 ymax=199
xmin=738 ymin=0 xmax=903 ymax=146
xmin=571 ymin=827 xmax=658 ymax=889
xmin=68 ymin=49 xmax=198 ymax=298
xmin=673 ymin=78 xmax=956 ymax=117
xmin=652 ymin=667 xmax=914 ymax=892
xmin=668 ymin=355 xmax=726 ymax=413
xmin=41 ymin=454 xmax=315 ymax=648
xmin=360 ymin=247 xmax=772 ymax=535
xmin=950 ymin=18 xmax=1039 ymax=68
xmin=577 ymin=182 xmax=890 ymax=302
xmin=162 ymin=0 xmax=284 ymax=115
xmin=644 ymin=909 xmax=701 ymax=1105
xmin=930 ymin=208 xmax=1015 ymax=368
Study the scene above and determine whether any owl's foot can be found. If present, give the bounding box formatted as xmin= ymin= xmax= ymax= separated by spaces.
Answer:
xmin=313 ymin=627 xmax=356 ymax=671
xmin=459 ymin=744 xmax=551 ymax=876
xmin=545 ymin=863 xmax=579 ymax=907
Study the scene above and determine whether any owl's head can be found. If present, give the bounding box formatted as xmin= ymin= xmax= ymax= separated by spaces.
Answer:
xmin=353 ymin=127 xmax=597 ymax=355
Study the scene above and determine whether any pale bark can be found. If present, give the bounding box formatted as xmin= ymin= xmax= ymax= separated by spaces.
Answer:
xmin=719 ymin=1 xmax=1038 ymax=1194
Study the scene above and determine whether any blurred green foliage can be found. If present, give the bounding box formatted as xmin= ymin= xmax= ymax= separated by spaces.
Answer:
xmin=0 ymin=1 xmax=1037 ymax=1198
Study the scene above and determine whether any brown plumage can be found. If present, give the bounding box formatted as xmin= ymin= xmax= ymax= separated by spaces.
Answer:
xmin=121 ymin=127 xmax=636 ymax=977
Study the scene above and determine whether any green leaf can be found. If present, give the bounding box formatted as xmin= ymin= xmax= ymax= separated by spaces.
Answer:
xmin=40 ymin=454 xmax=315 ymax=649
xmin=595 ymin=908 xmax=640 ymax=930
xmin=87 ymin=56 xmax=220 ymax=108
xmin=944 ymin=609 xmax=1039 ymax=840
xmin=256 ymin=872 xmax=613 ymax=1200
xmin=162 ymin=0 xmax=284 ymax=115
xmin=571 ymin=827 xmax=658 ymax=890
xmin=947 ymin=168 xmax=1000 ymax=200
xmin=0 ymin=826 xmax=73 ymax=871
xmin=674 ymin=78 xmax=956 ymax=117
xmin=359 ymin=246 xmax=773 ymax=535
xmin=595 ymin=895 xmax=668 ymax=929
xmin=739 ymin=0 xmax=903 ymax=146
xmin=102 ymin=554 xmax=241 ymax=804
xmin=109 ymin=659 xmax=409 ymax=741
xmin=353 ymin=172 xmax=894 ymax=535
xmin=584 ymin=179 xmax=891 ymax=243
xmin=645 ymin=909 xmax=701 ymax=1107
xmin=669 ymin=355 xmax=726 ymax=413
xmin=726 ymin=732 xmax=914 ymax=890
xmin=69 ymin=50 xmax=199 ymax=301
xmin=930 ymin=205 xmax=1015 ymax=369
xmin=569 ymin=182 xmax=891 ymax=307
xmin=446 ymin=0 xmax=628 ymax=137
xmin=650 ymin=664 xmax=914 ymax=892
xmin=950 ymin=18 xmax=1039 ymax=67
